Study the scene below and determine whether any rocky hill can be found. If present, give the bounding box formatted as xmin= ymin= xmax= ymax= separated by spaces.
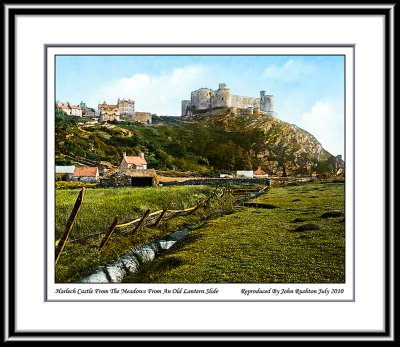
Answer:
xmin=178 ymin=107 xmax=343 ymax=177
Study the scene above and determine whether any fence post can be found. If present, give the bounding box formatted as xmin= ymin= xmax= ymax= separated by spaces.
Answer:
xmin=185 ymin=189 xmax=215 ymax=216
xmin=203 ymin=188 xmax=218 ymax=205
xmin=131 ymin=209 xmax=151 ymax=234
xmin=186 ymin=199 xmax=205 ymax=216
xmin=55 ymin=187 xmax=85 ymax=264
xmin=98 ymin=216 xmax=119 ymax=251
xmin=152 ymin=203 xmax=170 ymax=228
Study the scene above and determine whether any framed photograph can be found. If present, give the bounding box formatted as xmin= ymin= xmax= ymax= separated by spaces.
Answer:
xmin=4 ymin=2 xmax=395 ymax=342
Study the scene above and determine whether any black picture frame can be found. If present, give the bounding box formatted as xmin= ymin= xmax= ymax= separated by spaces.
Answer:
xmin=3 ymin=2 xmax=396 ymax=343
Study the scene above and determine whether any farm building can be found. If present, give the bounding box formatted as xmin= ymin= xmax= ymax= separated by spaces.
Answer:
xmin=72 ymin=166 xmax=99 ymax=183
xmin=57 ymin=102 xmax=83 ymax=117
xmin=119 ymin=152 xmax=147 ymax=171
xmin=100 ymin=169 xmax=158 ymax=187
xmin=55 ymin=165 xmax=75 ymax=181
xmin=236 ymin=170 xmax=254 ymax=178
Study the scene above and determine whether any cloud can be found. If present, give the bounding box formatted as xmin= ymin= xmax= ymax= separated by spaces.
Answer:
xmin=96 ymin=65 xmax=206 ymax=116
xmin=299 ymin=100 xmax=344 ymax=157
xmin=264 ymin=59 xmax=314 ymax=82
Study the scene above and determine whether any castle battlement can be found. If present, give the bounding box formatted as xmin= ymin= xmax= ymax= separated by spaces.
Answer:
xmin=182 ymin=83 xmax=274 ymax=117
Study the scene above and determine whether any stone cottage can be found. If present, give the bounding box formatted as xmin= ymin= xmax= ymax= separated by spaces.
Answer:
xmin=71 ymin=166 xmax=99 ymax=183
xmin=119 ymin=152 xmax=147 ymax=171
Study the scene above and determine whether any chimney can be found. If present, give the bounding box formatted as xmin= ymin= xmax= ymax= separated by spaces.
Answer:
xmin=139 ymin=151 xmax=145 ymax=159
xmin=122 ymin=152 xmax=126 ymax=158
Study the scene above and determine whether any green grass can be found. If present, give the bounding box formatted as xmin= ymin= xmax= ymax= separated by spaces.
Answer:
xmin=55 ymin=185 xmax=235 ymax=283
xmin=55 ymin=186 xmax=214 ymax=239
xmin=123 ymin=182 xmax=345 ymax=283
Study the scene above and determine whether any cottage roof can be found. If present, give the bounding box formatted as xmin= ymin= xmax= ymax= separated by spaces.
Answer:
xmin=123 ymin=156 xmax=147 ymax=166
xmin=73 ymin=166 xmax=98 ymax=177
xmin=56 ymin=165 xmax=75 ymax=174
xmin=254 ymin=168 xmax=266 ymax=175
xmin=99 ymin=103 xmax=117 ymax=109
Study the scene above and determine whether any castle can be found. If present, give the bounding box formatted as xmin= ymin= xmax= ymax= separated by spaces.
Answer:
xmin=98 ymin=98 xmax=152 ymax=124
xmin=181 ymin=83 xmax=274 ymax=117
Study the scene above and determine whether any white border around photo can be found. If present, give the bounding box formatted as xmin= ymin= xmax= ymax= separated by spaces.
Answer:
xmin=6 ymin=4 xmax=393 ymax=340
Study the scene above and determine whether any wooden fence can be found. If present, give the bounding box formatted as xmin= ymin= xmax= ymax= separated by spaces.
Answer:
xmin=55 ymin=187 xmax=227 ymax=264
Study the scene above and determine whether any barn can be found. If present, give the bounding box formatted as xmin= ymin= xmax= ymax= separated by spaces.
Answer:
xmin=100 ymin=169 xmax=158 ymax=187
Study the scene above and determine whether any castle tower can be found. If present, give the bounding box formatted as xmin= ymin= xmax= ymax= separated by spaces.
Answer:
xmin=260 ymin=91 xmax=274 ymax=114
xmin=212 ymin=83 xmax=232 ymax=108
xmin=191 ymin=88 xmax=214 ymax=111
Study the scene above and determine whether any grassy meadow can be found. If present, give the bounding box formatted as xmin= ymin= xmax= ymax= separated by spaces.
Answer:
xmin=123 ymin=182 xmax=345 ymax=283
xmin=55 ymin=185 xmax=224 ymax=283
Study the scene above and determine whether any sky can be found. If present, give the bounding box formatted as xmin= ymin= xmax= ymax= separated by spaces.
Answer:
xmin=56 ymin=55 xmax=345 ymax=158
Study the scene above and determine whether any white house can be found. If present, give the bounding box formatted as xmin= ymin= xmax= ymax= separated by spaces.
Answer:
xmin=236 ymin=170 xmax=254 ymax=178
xmin=57 ymin=102 xmax=83 ymax=117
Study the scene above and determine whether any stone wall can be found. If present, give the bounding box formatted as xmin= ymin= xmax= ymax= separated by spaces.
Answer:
xmin=181 ymin=100 xmax=191 ymax=117
xmin=161 ymin=177 xmax=270 ymax=187
xmin=100 ymin=175 xmax=132 ymax=187
xmin=71 ymin=176 xmax=98 ymax=183
xmin=132 ymin=112 xmax=152 ymax=124
xmin=100 ymin=174 xmax=157 ymax=187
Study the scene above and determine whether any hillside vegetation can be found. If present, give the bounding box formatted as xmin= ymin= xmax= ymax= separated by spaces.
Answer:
xmin=55 ymin=108 xmax=344 ymax=177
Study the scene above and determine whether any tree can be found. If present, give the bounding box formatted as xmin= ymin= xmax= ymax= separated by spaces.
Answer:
xmin=55 ymin=102 xmax=65 ymax=117
xmin=316 ymin=155 xmax=337 ymax=176
xmin=269 ymin=142 xmax=295 ymax=177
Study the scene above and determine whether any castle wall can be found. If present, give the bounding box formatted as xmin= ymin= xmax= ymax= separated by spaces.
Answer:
xmin=231 ymin=95 xmax=260 ymax=109
xmin=132 ymin=112 xmax=152 ymax=124
xmin=182 ymin=100 xmax=191 ymax=117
